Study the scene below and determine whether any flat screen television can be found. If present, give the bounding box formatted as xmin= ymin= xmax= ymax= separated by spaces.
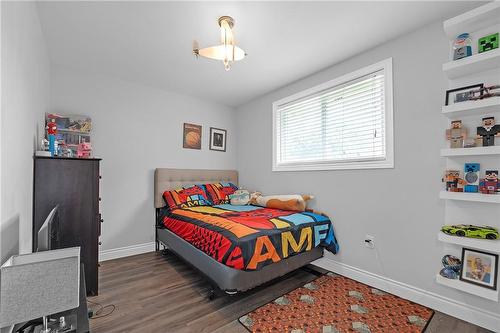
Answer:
xmin=37 ymin=205 xmax=60 ymax=252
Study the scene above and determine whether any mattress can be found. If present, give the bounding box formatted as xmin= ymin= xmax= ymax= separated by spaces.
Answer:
xmin=157 ymin=227 xmax=324 ymax=292
xmin=161 ymin=204 xmax=338 ymax=271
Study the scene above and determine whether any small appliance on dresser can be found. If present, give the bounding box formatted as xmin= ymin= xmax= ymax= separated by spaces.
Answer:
xmin=33 ymin=156 xmax=102 ymax=296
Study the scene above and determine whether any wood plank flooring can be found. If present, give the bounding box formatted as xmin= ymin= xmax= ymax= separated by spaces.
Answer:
xmin=88 ymin=252 xmax=492 ymax=333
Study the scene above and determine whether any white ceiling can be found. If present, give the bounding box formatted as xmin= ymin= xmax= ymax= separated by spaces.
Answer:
xmin=37 ymin=1 xmax=484 ymax=107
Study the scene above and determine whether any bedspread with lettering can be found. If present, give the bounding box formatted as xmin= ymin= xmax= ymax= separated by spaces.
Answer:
xmin=162 ymin=204 xmax=338 ymax=270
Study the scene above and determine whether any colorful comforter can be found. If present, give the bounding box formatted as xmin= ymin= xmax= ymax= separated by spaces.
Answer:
xmin=162 ymin=204 xmax=339 ymax=271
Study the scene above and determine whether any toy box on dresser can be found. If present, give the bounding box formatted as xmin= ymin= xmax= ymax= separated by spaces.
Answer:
xmin=437 ymin=3 xmax=500 ymax=324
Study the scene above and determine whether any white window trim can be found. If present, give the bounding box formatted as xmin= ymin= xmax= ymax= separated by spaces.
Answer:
xmin=272 ymin=58 xmax=394 ymax=172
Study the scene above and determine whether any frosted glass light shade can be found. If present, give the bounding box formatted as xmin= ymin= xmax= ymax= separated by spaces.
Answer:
xmin=197 ymin=45 xmax=246 ymax=62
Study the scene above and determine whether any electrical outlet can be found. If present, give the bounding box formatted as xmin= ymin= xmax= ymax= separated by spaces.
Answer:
xmin=364 ymin=235 xmax=375 ymax=249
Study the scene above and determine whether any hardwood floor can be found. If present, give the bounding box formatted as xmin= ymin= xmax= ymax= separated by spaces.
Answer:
xmin=88 ymin=252 xmax=492 ymax=333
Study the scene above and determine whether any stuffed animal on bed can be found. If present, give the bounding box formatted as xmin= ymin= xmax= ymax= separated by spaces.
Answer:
xmin=229 ymin=189 xmax=251 ymax=205
xmin=249 ymin=193 xmax=314 ymax=212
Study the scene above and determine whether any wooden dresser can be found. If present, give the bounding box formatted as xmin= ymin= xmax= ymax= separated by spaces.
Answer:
xmin=33 ymin=156 xmax=102 ymax=296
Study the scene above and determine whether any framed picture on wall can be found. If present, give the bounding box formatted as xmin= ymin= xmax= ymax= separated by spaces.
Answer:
xmin=209 ymin=127 xmax=227 ymax=152
xmin=445 ymin=84 xmax=483 ymax=106
xmin=183 ymin=123 xmax=202 ymax=149
xmin=460 ymin=248 xmax=498 ymax=290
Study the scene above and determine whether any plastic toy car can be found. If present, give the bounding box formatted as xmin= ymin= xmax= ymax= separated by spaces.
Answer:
xmin=441 ymin=224 xmax=499 ymax=240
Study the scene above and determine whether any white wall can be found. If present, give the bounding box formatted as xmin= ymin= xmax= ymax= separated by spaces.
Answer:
xmin=50 ymin=67 xmax=237 ymax=251
xmin=1 ymin=1 xmax=50 ymax=263
xmin=235 ymin=22 xmax=500 ymax=328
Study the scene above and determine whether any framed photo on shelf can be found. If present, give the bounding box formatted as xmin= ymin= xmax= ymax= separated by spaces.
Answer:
xmin=445 ymin=84 xmax=483 ymax=106
xmin=209 ymin=127 xmax=227 ymax=152
xmin=183 ymin=123 xmax=202 ymax=150
xmin=459 ymin=248 xmax=498 ymax=290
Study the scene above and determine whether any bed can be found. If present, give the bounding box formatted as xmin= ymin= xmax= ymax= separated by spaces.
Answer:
xmin=154 ymin=168 xmax=338 ymax=295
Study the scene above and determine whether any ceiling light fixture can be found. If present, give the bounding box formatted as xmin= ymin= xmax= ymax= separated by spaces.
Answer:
xmin=193 ymin=16 xmax=246 ymax=71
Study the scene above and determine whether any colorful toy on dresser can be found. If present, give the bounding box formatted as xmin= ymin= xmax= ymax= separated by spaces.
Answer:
xmin=77 ymin=141 xmax=92 ymax=158
xmin=46 ymin=117 xmax=58 ymax=157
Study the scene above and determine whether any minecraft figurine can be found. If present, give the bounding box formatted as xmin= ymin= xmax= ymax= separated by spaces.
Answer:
xmin=446 ymin=120 xmax=468 ymax=148
xmin=464 ymin=163 xmax=480 ymax=193
xmin=443 ymin=170 xmax=466 ymax=192
xmin=476 ymin=117 xmax=500 ymax=147
xmin=479 ymin=170 xmax=500 ymax=194
xmin=478 ymin=33 xmax=499 ymax=53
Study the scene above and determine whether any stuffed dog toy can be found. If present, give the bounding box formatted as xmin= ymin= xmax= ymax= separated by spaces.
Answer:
xmin=249 ymin=193 xmax=313 ymax=212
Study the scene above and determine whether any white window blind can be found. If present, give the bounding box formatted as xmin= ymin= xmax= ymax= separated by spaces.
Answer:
xmin=273 ymin=59 xmax=393 ymax=171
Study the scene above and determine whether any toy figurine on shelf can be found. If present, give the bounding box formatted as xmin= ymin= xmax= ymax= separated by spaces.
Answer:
xmin=476 ymin=116 xmax=500 ymax=147
xmin=478 ymin=32 xmax=499 ymax=54
xmin=77 ymin=141 xmax=92 ymax=158
xmin=479 ymin=170 xmax=500 ymax=194
xmin=453 ymin=33 xmax=472 ymax=60
xmin=441 ymin=224 xmax=499 ymax=240
xmin=446 ymin=120 xmax=467 ymax=148
xmin=46 ymin=118 xmax=57 ymax=157
xmin=442 ymin=170 xmax=466 ymax=192
xmin=464 ymin=163 xmax=480 ymax=193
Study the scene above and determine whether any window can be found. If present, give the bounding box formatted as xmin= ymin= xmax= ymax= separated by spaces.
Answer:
xmin=273 ymin=58 xmax=394 ymax=171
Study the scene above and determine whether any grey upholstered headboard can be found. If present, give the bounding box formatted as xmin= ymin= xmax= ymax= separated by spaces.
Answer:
xmin=154 ymin=168 xmax=238 ymax=208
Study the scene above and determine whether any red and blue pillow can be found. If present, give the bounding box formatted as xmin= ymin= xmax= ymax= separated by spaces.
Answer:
xmin=203 ymin=182 xmax=238 ymax=205
xmin=163 ymin=185 xmax=211 ymax=210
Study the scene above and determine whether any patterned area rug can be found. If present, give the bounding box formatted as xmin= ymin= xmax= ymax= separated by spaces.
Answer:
xmin=239 ymin=272 xmax=434 ymax=333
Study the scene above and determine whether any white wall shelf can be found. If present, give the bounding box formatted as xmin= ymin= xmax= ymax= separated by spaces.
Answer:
xmin=442 ymin=97 xmax=500 ymax=118
xmin=443 ymin=2 xmax=500 ymax=40
xmin=440 ymin=146 xmax=500 ymax=157
xmin=439 ymin=191 xmax=500 ymax=203
xmin=435 ymin=274 xmax=498 ymax=301
xmin=443 ymin=48 xmax=500 ymax=79
xmin=438 ymin=1 xmax=500 ymax=310
xmin=438 ymin=232 xmax=500 ymax=253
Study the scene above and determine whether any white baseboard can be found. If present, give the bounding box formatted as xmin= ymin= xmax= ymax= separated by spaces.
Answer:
xmin=313 ymin=257 xmax=500 ymax=333
xmin=99 ymin=242 xmax=156 ymax=262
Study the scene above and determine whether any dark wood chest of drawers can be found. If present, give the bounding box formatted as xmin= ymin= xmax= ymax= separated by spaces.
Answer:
xmin=33 ymin=156 xmax=101 ymax=296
